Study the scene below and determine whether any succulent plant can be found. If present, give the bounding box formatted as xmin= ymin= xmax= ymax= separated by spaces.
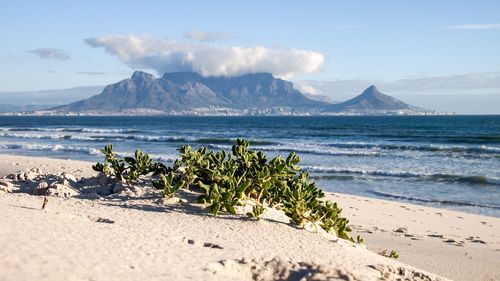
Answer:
xmin=247 ymin=204 xmax=265 ymax=219
xmin=93 ymin=139 xmax=355 ymax=241
xmin=152 ymin=171 xmax=185 ymax=198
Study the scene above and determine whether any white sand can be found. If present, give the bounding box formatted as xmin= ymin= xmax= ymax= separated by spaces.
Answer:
xmin=1 ymin=154 xmax=498 ymax=280
xmin=330 ymin=193 xmax=500 ymax=281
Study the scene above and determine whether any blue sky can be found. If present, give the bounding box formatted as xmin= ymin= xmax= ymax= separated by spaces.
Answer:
xmin=0 ymin=0 xmax=499 ymax=112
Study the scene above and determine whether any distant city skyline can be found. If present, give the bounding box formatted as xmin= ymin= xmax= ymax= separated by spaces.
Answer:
xmin=0 ymin=0 xmax=499 ymax=113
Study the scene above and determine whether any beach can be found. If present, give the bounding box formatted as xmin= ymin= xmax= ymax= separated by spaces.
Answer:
xmin=1 ymin=154 xmax=498 ymax=281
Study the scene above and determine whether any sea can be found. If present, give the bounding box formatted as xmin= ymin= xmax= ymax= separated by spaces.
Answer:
xmin=0 ymin=115 xmax=499 ymax=217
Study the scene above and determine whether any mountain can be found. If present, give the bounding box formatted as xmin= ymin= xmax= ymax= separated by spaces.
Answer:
xmin=33 ymin=71 xmax=436 ymax=116
xmin=53 ymin=71 xmax=326 ymax=113
xmin=324 ymin=85 xmax=421 ymax=114
xmin=302 ymin=93 xmax=335 ymax=103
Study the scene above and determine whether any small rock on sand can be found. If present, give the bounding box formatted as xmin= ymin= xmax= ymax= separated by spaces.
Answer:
xmin=0 ymin=180 xmax=14 ymax=193
xmin=59 ymin=172 xmax=77 ymax=183
xmin=45 ymin=183 xmax=80 ymax=198
xmin=32 ymin=181 xmax=49 ymax=195
xmin=9 ymin=168 xmax=44 ymax=182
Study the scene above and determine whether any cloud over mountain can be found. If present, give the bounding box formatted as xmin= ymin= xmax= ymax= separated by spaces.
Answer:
xmin=28 ymin=48 xmax=71 ymax=60
xmin=85 ymin=34 xmax=325 ymax=78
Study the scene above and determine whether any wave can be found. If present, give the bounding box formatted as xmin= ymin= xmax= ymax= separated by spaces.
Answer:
xmin=0 ymin=127 xmax=141 ymax=134
xmin=198 ymin=140 xmax=499 ymax=158
xmin=329 ymin=133 xmax=500 ymax=144
xmin=304 ymin=166 xmax=500 ymax=187
xmin=0 ymin=130 xmax=277 ymax=146
xmin=207 ymin=143 xmax=381 ymax=157
xmin=0 ymin=132 xmax=73 ymax=140
xmin=0 ymin=143 xmax=177 ymax=162
xmin=0 ymin=143 xmax=102 ymax=156
xmin=324 ymin=141 xmax=500 ymax=156
xmin=369 ymin=189 xmax=500 ymax=210
xmin=123 ymin=136 xmax=276 ymax=145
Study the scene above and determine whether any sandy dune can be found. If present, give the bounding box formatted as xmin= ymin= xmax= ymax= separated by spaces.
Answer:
xmin=1 ymin=154 xmax=499 ymax=280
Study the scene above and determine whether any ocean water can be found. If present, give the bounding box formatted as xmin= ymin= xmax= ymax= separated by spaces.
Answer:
xmin=0 ymin=115 xmax=499 ymax=217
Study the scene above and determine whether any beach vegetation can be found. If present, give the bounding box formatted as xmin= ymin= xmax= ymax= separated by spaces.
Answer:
xmin=379 ymin=249 xmax=399 ymax=259
xmin=92 ymin=144 xmax=154 ymax=182
xmin=93 ymin=139 xmax=355 ymax=241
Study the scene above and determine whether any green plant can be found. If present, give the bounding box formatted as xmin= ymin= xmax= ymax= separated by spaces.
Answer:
xmin=92 ymin=144 xmax=126 ymax=181
xmin=389 ymin=250 xmax=399 ymax=259
xmin=124 ymin=149 xmax=153 ymax=182
xmin=152 ymin=172 xmax=185 ymax=198
xmin=247 ymin=204 xmax=265 ymax=219
xmin=93 ymin=139 xmax=356 ymax=242
xmin=356 ymin=235 xmax=364 ymax=244
xmin=92 ymin=144 xmax=163 ymax=182
xmin=379 ymin=249 xmax=399 ymax=259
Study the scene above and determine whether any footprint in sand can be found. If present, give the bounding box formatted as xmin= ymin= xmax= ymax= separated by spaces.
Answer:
xmin=94 ymin=217 xmax=116 ymax=224
xmin=184 ymin=238 xmax=224 ymax=249
xmin=85 ymin=215 xmax=115 ymax=224
xmin=466 ymin=236 xmax=487 ymax=244
xmin=394 ymin=227 xmax=407 ymax=234
xmin=443 ymin=238 xmax=465 ymax=247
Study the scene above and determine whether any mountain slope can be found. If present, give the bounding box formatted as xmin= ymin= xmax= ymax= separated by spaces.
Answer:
xmin=54 ymin=71 xmax=327 ymax=113
xmin=325 ymin=85 xmax=416 ymax=112
xmin=47 ymin=72 xmax=432 ymax=115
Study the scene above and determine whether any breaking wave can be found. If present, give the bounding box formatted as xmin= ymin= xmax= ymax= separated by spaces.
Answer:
xmin=0 ymin=143 xmax=176 ymax=162
xmin=305 ymin=166 xmax=500 ymax=187
xmin=369 ymin=189 xmax=500 ymax=210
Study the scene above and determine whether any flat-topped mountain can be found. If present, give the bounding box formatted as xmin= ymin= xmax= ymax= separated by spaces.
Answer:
xmin=53 ymin=71 xmax=325 ymax=113
xmin=45 ymin=71 xmax=433 ymax=115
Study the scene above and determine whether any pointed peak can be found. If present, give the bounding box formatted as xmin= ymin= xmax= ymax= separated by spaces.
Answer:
xmin=361 ymin=85 xmax=382 ymax=96
xmin=131 ymin=71 xmax=155 ymax=81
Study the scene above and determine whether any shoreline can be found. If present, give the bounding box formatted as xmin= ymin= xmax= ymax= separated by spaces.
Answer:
xmin=1 ymin=154 xmax=499 ymax=280
xmin=1 ymin=152 xmax=498 ymax=219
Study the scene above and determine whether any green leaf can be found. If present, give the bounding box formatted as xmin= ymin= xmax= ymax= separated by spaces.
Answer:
xmin=210 ymin=202 xmax=221 ymax=216
xmin=124 ymin=157 xmax=136 ymax=165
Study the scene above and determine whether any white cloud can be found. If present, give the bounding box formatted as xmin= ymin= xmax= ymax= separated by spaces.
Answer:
xmin=294 ymin=83 xmax=318 ymax=95
xmin=446 ymin=24 xmax=500 ymax=30
xmin=28 ymin=48 xmax=71 ymax=60
xmin=85 ymin=34 xmax=325 ymax=78
xmin=183 ymin=30 xmax=234 ymax=42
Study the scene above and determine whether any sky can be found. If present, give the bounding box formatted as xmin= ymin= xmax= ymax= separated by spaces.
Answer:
xmin=0 ymin=0 xmax=499 ymax=113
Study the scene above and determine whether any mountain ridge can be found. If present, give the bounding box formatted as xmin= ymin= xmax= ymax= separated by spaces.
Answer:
xmin=41 ymin=71 xmax=436 ymax=115
xmin=53 ymin=71 xmax=327 ymax=113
